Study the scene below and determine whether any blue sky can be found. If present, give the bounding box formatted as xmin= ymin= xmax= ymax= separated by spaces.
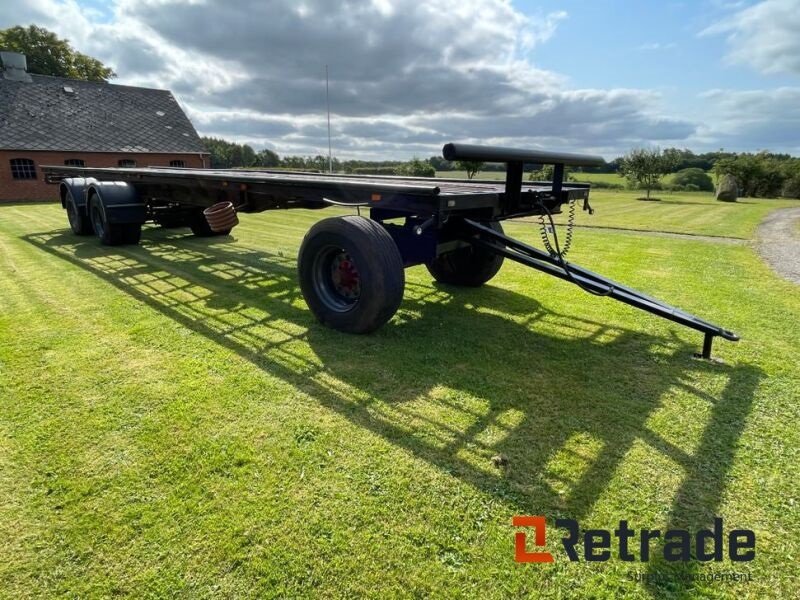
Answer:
xmin=4 ymin=0 xmax=800 ymax=158
xmin=523 ymin=1 xmax=795 ymax=98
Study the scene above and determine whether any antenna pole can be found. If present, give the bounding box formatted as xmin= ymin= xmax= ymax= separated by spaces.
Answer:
xmin=325 ymin=64 xmax=333 ymax=173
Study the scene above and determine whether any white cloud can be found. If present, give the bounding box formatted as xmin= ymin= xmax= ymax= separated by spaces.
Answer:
xmin=2 ymin=0 xmax=696 ymax=158
xmin=638 ymin=42 xmax=676 ymax=51
xmin=697 ymin=87 xmax=800 ymax=152
xmin=702 ymin=0 xmax=800 ymax=75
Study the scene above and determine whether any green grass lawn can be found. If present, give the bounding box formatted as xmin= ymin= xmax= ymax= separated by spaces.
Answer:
xmin=554 ymin=191 xmax=797 ymax=239
xmin=1 ymin=198 xmax=798 ymax=598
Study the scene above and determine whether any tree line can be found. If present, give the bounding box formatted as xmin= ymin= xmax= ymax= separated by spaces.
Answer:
xmin=613 ymin=148 xmax=800 ymax=199
xmin=201 ymin=136 xmax=800 ymax=199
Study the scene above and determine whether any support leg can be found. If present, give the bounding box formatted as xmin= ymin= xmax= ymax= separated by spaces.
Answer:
xmin=695 ymin=333 xmax=714 ymax=360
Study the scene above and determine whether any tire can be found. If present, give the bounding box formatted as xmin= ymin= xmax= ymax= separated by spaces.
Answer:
xmin=426 ymin=221 xmax=505 ymax=287
xmin=189 ymin=210 xmax=231 ymax=237
xmin=88 ymin=195 xmax=142 ymax=246
xmin=298 ymin=216 xmax=405 ymax=333
xmin=65 ymin=190 xmax=94 ymax=235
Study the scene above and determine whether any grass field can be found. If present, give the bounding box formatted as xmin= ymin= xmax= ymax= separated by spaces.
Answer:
xmin=1 ymin=196 xmax=799 ymax=598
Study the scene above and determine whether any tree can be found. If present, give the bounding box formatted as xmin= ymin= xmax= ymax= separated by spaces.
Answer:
xmin=456 ymin=160 xmax=484 ymax=180
xmin=618 ymin=147 xmax=679 ymax=200
xmin=254 ymin=149 xmax=280 ymax=168
xmin=713 ymin=152 xmax=790 ymax=198
xmin=0 ymin=25 xmax=115 ymax=81
xmin=201 ymin=137 xmax=259 ymax=168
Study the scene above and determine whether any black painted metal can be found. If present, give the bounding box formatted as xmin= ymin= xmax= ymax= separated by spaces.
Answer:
xmin=552 ymin=163 xmax=564 ymax=197
xmin=442 ymin=143 xmax=606 ymax=167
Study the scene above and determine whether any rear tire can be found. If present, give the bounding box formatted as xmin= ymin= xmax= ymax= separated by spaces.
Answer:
xmin=189 ymin=210 xmax=231 ymax=237
xmin=65 ymin=190 xmax=94 ymax=236
xmin=298 ymin=216 xmax=405 ymax=333
xmin=426 ymin=221 xmax=504 ymax=286
xmin=89 ymin=196 xmax=141 ymax=246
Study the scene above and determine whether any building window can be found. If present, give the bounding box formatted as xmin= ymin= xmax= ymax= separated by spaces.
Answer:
xmin=118 ymin=159 xmax=136 ymax=168
xmin=64 ymin=158 xmax=85 ymax=167
xmin=169 ymin=160 xmax=186 ymax=168
xmin=10 ymin=158 xmax=37 ymax=180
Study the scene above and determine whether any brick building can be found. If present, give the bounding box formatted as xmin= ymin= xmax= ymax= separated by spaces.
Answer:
xmin=0 ymin=51 xmax=208 ymax=202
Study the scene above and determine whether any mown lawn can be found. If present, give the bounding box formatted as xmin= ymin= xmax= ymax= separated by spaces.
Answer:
xmin=552 ymin=191 xmax=797 ymax=239
xmin=0 ymin=199 xmax=798 ymax=598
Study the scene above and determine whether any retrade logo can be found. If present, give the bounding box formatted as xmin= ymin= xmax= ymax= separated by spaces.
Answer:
xmin=513 ymin=517 xmax=755 ymax=563
xmin=512 ymin=516 xmax=554 ymax=563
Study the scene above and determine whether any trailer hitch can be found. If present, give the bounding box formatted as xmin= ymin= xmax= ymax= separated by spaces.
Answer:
xmin=461 ymin=219 xmax=739 ymax=360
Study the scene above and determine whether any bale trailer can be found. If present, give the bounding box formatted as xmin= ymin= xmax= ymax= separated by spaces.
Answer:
xmin=42 ymin=143 xmax=739 ymax=359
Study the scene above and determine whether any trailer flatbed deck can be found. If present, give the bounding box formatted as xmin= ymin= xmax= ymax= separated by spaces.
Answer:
xmin=42 ymin=143 xmax=738 ymax=359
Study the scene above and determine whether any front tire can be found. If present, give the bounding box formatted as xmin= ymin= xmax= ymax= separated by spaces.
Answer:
xmin=298 ymin=216 xmax=405 ymax=333
xmin=426 ymin=221 xmax=505 ymax=286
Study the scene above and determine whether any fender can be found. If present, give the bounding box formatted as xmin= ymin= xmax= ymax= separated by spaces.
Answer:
xmin=86 ymin=181 xmax=147 ymax=225
xmin=59 ymin=177 xmax=96 ymax=210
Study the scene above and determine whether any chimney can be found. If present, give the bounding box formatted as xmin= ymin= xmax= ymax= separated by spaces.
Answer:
xmin=0 ymin=51 xmax=33 ymax=83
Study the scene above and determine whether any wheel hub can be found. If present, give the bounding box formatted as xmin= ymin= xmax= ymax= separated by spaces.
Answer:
xmin=330 ymin=252 xmax=360 ymax=299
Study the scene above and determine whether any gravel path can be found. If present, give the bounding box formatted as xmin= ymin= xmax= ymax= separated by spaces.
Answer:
xmin=756 ymin=207 xmax=800 ymax=285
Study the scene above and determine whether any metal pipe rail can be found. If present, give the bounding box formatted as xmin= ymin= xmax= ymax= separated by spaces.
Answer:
xmin=442 ymin=143 xmax=606 ymax=167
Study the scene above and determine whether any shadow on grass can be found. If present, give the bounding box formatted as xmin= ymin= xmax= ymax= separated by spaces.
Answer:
xmin=24 ymin=227 xmax=762 ymax=597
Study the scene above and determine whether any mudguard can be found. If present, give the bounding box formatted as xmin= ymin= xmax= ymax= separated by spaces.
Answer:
xmin=59 ymin=177 xmax=96 ymax=210
xmin=86 ymin=181 xmax=147 ymax=225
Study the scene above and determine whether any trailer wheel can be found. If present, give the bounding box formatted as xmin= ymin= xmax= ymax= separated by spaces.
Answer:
xmin=88 ymin=195 xmax=141 ymax=246
xmin=298 ymin=216 xmax=405 ymax=333
xmin=426 ymin=221 xmax=505 ymax=286
xmin=65 ymin=190 xmax=94 ymax=236
xmin=189 ymin=211 xmax=230 ymax=237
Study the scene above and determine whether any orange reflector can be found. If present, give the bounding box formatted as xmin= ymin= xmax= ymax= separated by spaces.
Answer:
xmin=371 ymin=193 xmax=382 ymax=202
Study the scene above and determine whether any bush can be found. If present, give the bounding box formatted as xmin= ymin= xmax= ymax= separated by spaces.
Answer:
xmin=672 ymin=168 xmax=714 ymax=192
xmin=585 ymin=180 xmax=625 ymax=190
xmin=528 ymin=165 xmax=574 ymax=182
xmin=397 ymin=158 xmax=435 ymax=178
xmin=782 ymin=178 xmax=800 ymax=199
xmin=351 ymin=166 xmax=399 ymax=176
